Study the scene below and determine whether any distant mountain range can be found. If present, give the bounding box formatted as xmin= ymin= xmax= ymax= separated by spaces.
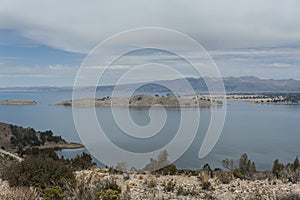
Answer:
xmin=1 ymin=76 xmax=300 ymax=93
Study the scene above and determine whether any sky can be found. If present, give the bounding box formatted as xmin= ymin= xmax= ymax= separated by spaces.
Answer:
xmin=0 ymin=0 xmax=300 ymax=87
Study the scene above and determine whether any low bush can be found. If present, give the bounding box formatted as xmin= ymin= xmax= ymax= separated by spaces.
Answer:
xmin=233 ymin=169 xmax=245 ymax=179
xmin=164 ymin=179 xmax=176 ymax=192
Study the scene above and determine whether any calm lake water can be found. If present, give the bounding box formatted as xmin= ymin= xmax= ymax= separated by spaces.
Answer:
xmin=0 ymin=90 xmax=299 ymax=171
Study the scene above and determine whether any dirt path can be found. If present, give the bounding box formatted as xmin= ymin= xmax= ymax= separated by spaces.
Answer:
xmin=0 ymin=149 xmax=23 ymax=162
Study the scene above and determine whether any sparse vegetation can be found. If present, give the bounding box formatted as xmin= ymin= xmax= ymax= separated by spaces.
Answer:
xmin=1 ymin=148 xmax=94 ymax=198
xmin=222 ymin=153 xmax=256 ymax=179
xmin=272 ymin=156 xmax=300 ymax=183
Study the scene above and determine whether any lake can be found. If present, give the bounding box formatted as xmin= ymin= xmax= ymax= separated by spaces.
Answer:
xmin=0 ymin=90 xmax=299 ymax=171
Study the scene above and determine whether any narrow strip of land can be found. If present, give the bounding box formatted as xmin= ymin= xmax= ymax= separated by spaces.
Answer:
xmin=0 ymin=100 xmax=37 ymax=105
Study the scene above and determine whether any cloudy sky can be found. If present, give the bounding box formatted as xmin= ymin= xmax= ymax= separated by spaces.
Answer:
xmin=0 ymin=0 xmax=300 ymax=86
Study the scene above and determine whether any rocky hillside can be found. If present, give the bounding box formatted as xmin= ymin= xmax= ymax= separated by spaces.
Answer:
xmin=74 ymin=169 xmax=300 ymax=200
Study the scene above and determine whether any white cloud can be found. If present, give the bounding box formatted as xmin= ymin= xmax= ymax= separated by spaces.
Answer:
xmin=262 ymin=63 xmax=297 ymax=68
xmin=1 ymin=1 xmax=300 ymax=85
xmin=84 ymin=65 xmax=132 ymax=70
xmin=49 ymin=64 xmax=66 ymax=70
xmin=0 ymin=65 xmax=77 ymax=78
xmin=209 ymin=47 xmax=300 ymax=79
xmin=1 ymin=0 xmax=300 ymax=53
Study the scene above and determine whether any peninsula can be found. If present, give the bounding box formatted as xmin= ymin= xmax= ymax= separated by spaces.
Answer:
xmin=0 ymin=122 xmax=83 ymax=153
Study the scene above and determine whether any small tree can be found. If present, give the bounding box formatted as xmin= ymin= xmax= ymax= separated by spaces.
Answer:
xmin=293 ymin=157 xmax=299 ymax=171
xmin=239 ymin=153 xmax=248 ymax=175
xmin=203 ymin=163 xmax=213 ymax=178
xmin=222 ymin=158 xmax=236 ymax=171
xmin=272 ymin=159 xmax=284 ymax=179
xmin=158 ymin=150 xmax=169 ymax=168
xmin=143 ymin=150 xmax=170 ymax=171
xmin=239 ymin=153 xmax=256 ymax=178
xmin=115 ymin=162 xmax=127 ymax=172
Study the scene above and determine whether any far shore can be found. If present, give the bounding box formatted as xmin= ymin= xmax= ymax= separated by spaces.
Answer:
xmin=0 ymin=100 xmax=37 ymax=105
xmin=226 ymin=94 xmax=300 ymax=105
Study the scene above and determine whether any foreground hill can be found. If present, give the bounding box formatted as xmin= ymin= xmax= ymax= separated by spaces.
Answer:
xmin=73 ymin=169 xmax=300 ymax=200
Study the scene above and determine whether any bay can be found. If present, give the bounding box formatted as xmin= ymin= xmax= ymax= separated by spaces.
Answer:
xmin=0 ymin=91 xmax=299 ymax=171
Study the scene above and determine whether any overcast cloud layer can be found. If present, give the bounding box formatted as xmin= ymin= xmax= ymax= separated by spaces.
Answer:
xmin=1 ymin=0 xmax=300 ymax=53
xmin=0 ymin=0 xmax=300 ymax=86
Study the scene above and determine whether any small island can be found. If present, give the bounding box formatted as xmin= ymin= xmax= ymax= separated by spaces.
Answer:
xmin=0 ymin=100 xmax=37 ymax=105
xmin=51 ymin=94 xmax=223 ymax=107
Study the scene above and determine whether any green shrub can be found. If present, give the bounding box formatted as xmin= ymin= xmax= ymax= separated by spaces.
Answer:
xmin=147 ymin=178 xmax=157 ymax=188
xmin=1 ymin=148 xmax=95 ymax=198
xmin=156 ymin=164 xmax=177 ymax=175
xmin=202 ymin=180 xmax=211 ymax=190
xmin=164 ymin=180 xmax=176 ymax=192
xmin=233 ymin=169 xmax=245 ymax=179
xmin=2 ymin=155 xmax=75 ymax=189
xmin=98 ymin=189 xmax=120 ymax=200
xmin=176 ymin=186 xmax=184 ymax=196
xmin=215 ymin=170 xmax=233 ymax=184
xmin=103 ymin=178 xmax=121 ymax=192
xmin=69 ymin=152 xmax=95 ymax=171
xmin=44 ymin=186 xmax=64 ymax=200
